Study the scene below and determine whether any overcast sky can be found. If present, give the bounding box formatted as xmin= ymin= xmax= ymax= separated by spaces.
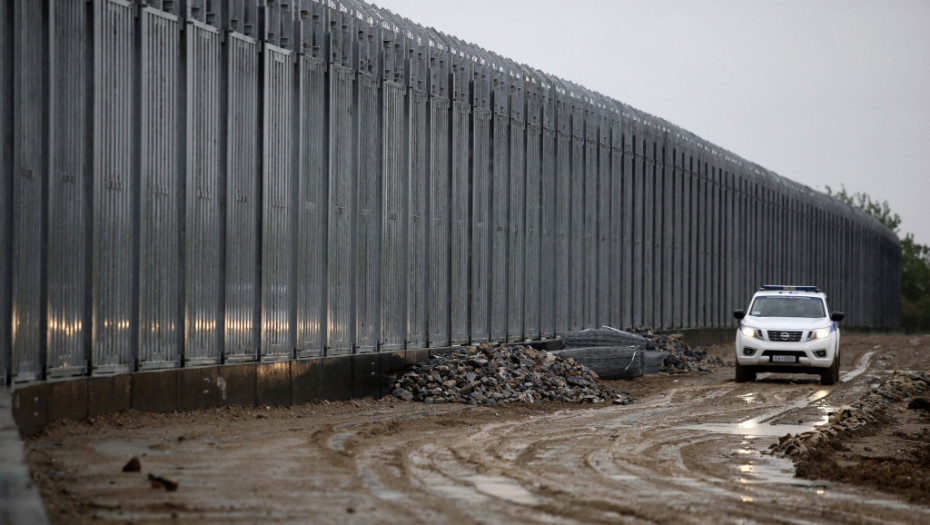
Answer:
xmin=373 ymin=0 xmax=930 ymax=246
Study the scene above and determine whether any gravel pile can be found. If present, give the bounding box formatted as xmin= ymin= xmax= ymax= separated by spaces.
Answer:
xmin=627 ymin=327 xmax=723 ymax=373
xmin=770 ymin=367 xmax=930 ymax=457
xmin=392 ymin=344 xmax=634 ymax=406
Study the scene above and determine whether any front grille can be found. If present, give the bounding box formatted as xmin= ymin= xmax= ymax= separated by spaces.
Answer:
xmin=766 ymin=330 xmax=802 ymax=342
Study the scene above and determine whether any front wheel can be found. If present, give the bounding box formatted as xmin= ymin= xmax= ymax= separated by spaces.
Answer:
xmin=735 ymin=363 xmax=756 ymax=383
xmin=820 ymin=352 xmax=840 ymax=385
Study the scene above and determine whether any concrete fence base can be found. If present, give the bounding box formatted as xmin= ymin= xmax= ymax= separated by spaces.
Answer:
xmin=6 ymin=331 xmax=738 ymax=438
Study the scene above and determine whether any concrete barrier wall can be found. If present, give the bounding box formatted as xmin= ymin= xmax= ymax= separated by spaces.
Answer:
xmin=0 ymin=0 xmax=901 ymax=387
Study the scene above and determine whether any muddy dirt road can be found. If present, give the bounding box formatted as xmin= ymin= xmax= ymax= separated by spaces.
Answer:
xmin=27 ymin=334 xmax=930 ymax=524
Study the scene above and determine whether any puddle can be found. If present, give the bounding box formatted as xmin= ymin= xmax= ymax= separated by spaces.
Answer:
xmin=732 ymin=436 xmax=801 ymax=487
xmin=466 ymin=475 xmax=539 ymax=506
xmin=92 ymin=440 xmax=168 ymax=458
xmin=684 ymin=420 xmax=823 ymax=438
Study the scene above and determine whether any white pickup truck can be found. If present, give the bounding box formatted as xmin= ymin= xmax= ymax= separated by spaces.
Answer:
xmin=733 ymin=285 xmax=845 ymax=385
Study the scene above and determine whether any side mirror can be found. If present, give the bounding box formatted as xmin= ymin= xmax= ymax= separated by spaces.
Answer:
xmin=831 ymin=311 xmax=845 ymax=322
xmin=733 ymin=309 xmax=745 ymax=320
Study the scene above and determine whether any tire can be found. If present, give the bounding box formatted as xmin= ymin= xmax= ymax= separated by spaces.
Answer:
xmin=735 ymin=363 xmax=756 ymax=383
xmin=820 ymin=352 xmax=840 ymax=385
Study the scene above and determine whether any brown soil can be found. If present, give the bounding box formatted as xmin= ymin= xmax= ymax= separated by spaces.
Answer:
xmin=25 ymin=333 xmax=930 ymax=524
xmin=795 ymin=400 xmax=930 ymax=504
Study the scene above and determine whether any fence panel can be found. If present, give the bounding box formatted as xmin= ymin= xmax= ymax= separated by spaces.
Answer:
xmin=671 ymin=139 xmax=684 ymax=328
xmin=630 ymin=113 xmax=645 ymax=328
xmin=722 ymin=167 xmax=734 ymax=321
xmin=681 ymin=139 xmax=697 ymax=328
xmin=583 ymin=104 xmax=598 ymax=329
xmin=569 ymin=96 xmax=584 ymax=331
xmin=378 ymin=24 xmax=407 ymax=351
xmin=427 ymin=93 xmax=451 ymax=347
xmin=596 ymin=107 xmax=611 ymax=327
xmin=46 ymin=0 xmax=90 ymax=377
xmin=507 ymin=68 xmax=526 ymax=341
xmin=11 ymin=0 xmax=47 ymax=381
xmin=471 ymin=58 xmax=492 ymax=344
xmin=296 ymin=55 xmax=327 ymax=357
xmin=407 ymin=86 xmax=429 ymax=349
xmin=642 ymin=120 xmax=656 ymax=328
xmin=608 ymin=105 xmax=623 ymax=328
xmin=355 ymin=58 xmax=380 ymax=355
xmin=0 ymin=0 xmax=10 ymax=382
xmin=327 ymin=64 xmax=355 ymax=355
xmin=621 ymin=110 xmax=635 ymax=329
xmin=138 ymin=7 xmax=180 ymax=369
xmin=91 ymin=0 xmax=135 ymax=374
xmin=553 ymin=87 xmax=571 ymax=335
xmin=713 ymin=163 xmax=724 ymax=327
xmin=539 ymin=83 xmax=556 ymax=338
xmin=260 ymin=43 xmax=295 ymax=360
xmin=185 ymin=19 xmax=223 ymax=365
xmin=659 ymin=128 xmax=673 ymax=329
xmin=489 ymin=66 xmax=509 ymax=341
xmin=225 ymin=32 xmax=260 ymax=361
xmin=381 ymin=79 xmax=407 ymax=350
xmin=450 ymin=54 xmax=471 ymax=345
xmin=523 ymin=73 xmax=542 ymax=340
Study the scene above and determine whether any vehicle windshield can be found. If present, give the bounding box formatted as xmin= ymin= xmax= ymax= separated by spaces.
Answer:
xmin=749 ymin=296 xmax=825 ymax=318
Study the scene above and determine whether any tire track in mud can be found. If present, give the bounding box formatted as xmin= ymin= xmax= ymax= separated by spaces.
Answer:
xmin=27 ymin=337 xmax=929 ymax=524
xmin=346 ymin=347 xmax=929 ymax=524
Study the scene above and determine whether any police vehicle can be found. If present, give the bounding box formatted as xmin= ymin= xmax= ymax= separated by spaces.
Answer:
xmin=733 ymin=285 xmax=844 ymax=385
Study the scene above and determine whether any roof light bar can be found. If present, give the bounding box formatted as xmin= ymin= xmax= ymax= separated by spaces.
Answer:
xmin=760 ymin=285 xmax=819 ymax=292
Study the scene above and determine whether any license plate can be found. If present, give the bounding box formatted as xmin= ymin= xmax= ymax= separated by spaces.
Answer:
xmin=771 ymin=355 xmax=797 ymax=363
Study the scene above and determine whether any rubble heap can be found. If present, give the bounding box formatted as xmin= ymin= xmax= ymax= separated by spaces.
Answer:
xmin=627 ymin=327 xmax=723 ymax=373
xmin=770 ymin=367 xmax=930 ymax=457
xmin=392 ymin=344 xmax=633 ymax=406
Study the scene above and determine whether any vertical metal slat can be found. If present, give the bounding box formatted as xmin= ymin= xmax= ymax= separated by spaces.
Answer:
xmin=406 ymin=88 xmax=428 ymax=349
xmin=92 ymin=0 xmax=134 ymax=374
xmin=47 ymin=0 xmax=89 ymax=377
xmin=355 ymin=71 xmax=380 ymax=354
xmin=471 ymin=106 xmax=491 ymax=343
xmin=427 ymin=95 xmax=450 ymax=347
xmin=260 ymin=44 xmax=295 ymax=360
xmin=138 ymin=7 xmax=180 ymax=369
xmin=381 ymin=80 xmax=406 ymax=350
xmin=225 ymin=32 xmax=260 ymax=361
xmin=0 ymin=0 xmax=11 ymax=383
xmin=450 ymin=100 xmax=470 ymax=344
xmin=296 ymin=55 xmax=326 ymax=358
xmin=186 ymin=20 xmax=223 ymax=365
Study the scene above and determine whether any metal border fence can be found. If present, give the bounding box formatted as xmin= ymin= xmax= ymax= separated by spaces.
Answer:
xmin=0 ymin=0 xmax=900 ymax=384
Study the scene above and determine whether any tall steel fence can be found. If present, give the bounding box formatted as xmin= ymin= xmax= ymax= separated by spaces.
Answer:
xmin=0 ymin=0 xmax=900 ymax=384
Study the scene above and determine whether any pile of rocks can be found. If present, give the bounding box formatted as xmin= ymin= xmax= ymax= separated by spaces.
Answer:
xmin=392 ymin=344 xmax=633 ymax=406
xmin=627 ymin=327 xmax=723 ymax=373
xmin=770 ymin=367 xmax=930 ymax=457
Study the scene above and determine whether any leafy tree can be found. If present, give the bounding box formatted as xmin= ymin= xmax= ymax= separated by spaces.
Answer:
xmin=826 ymin=184 xmax=930 ymax=331
xmin=825 ymin=184 xmax=901 ymax=233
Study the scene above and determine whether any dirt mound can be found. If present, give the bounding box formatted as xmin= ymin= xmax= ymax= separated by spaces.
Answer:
xmin=771 ymin=367 xmax=930 ymax=503
xmin=392 ymin=343 xmax=633 ymax=405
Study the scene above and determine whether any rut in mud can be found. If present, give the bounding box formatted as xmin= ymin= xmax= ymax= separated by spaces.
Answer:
xmin=26 ymin=334 xmax=930 ymax=524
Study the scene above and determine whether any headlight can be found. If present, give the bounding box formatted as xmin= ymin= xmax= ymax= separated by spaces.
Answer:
xmin=740 ymin=325 xmax=762 ymax=339
xmin=811 ymin=327 xmax=831 ymax=340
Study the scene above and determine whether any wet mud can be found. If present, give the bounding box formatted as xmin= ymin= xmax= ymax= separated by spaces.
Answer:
xmin=26 ymin=334 xmax=930 ymax=524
